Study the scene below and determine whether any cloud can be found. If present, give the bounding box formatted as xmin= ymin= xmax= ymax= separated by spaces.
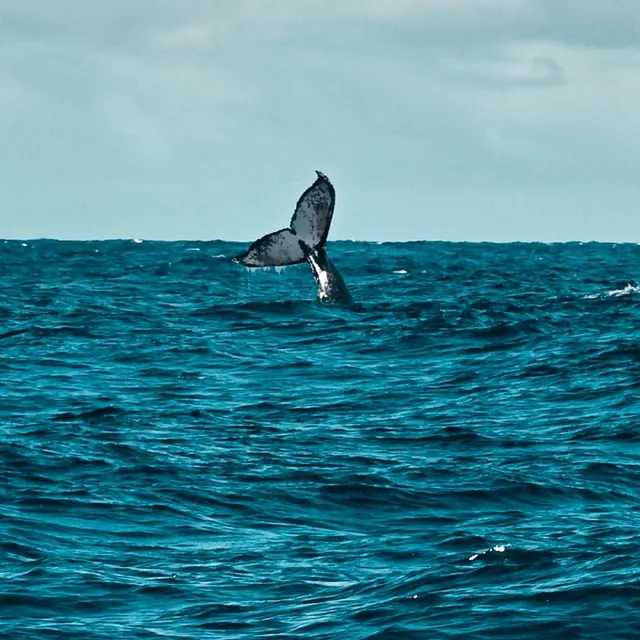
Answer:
xmin=0 ymin=2 xmax=263 ymax=173
xmin=1 ymin=1 xmax=639 ymax=239
xmin=334 ymin=0 xmax=640 ymax=50
xmin=4 ymin=1 xmax=635 ymax=53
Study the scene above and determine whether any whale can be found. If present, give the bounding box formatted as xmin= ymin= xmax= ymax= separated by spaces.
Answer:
xmin=297 ymin=239 xmax=352 ymax=304
xmin=233 ymin=171 xmax=352 ymax=304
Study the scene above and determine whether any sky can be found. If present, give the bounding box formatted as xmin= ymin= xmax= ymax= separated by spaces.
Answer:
xmin=1 ymin=0 xmax=639 ymax=242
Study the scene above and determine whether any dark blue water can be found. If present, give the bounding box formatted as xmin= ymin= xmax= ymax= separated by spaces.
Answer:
xmin=1 ymin=239 xmax=639 ymax=639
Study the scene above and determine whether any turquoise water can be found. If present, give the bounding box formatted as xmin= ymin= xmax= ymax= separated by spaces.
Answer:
xmin=1 ymin=239 xmax=639 ymax=639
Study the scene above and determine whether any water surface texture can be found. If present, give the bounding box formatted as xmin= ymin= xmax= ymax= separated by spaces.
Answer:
xmin=1 ymin=240 xmax=639 ymax=639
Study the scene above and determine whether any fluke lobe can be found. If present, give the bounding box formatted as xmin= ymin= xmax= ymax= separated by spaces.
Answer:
xmin=233 ymin=171 xmax=352 ymax=304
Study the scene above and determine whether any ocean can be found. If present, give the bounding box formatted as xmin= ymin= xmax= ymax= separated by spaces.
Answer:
xmin=1 ymin=239 xmax=639 ymax=639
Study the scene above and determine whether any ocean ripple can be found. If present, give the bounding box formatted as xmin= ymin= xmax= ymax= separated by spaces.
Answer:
xmin=1 ymin=240 xmax=639 ymax=639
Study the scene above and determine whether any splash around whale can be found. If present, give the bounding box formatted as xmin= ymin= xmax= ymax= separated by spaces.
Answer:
xmin=233 ymin=171 xmax=352 ymax=304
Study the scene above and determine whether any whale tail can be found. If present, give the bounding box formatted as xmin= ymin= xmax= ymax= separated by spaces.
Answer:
xmin=233 ymin=171 xmax=335 ymax=267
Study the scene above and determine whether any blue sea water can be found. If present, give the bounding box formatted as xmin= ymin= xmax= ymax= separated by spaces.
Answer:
xmin=1 ymin=239 xmax=639 ymax=639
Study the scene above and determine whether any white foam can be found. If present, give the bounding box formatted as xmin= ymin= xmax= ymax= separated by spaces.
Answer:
xmin=308 ymin=580 xmax=356 ymax=588
xmin=469 ymin=544 xmax=509 ymax=562
xmin=393 ymin=269 xmax=408 ymax=275
xmin=608 ymin=284 xmax=640 ymax=297
xmin=585 ymin=283 xmax=640 ymax=300
xmin=133 ymin=238 xmax=143 ymax=244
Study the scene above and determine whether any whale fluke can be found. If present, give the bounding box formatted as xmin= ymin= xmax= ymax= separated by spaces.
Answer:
xmin=233 ymin=170 xmax=351 ymax=304
xmin=233 ymin=171 xmax=335 ymax=268
xmin=233 ymin=228 xmax=304 ymax=267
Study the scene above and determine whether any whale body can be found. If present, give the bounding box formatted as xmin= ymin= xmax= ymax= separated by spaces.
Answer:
xmin=233 ymin=171 xmax=351 ymax=304
xmin=297 ymin=239 xmax=352 ymax=304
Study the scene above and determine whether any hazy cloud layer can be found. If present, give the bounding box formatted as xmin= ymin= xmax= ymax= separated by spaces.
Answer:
xmin=1 ymin=1 xmax=639 ymax=239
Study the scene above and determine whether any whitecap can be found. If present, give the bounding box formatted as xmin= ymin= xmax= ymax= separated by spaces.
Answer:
xmin=306 ymin=580 xmax=356 ymax=588
xmin=468 ymin=544 xmax=509 ymax=562
xmin=393 ymin=269 xmax=408 ymax=275
xmin=584 ymin=283 xmax=640 ymax=300
xmin=608 ymin=284 xmax=640 ymax=297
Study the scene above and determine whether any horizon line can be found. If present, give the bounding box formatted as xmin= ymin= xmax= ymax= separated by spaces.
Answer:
xmin=1 ymin=237 xmax=639 ymax=246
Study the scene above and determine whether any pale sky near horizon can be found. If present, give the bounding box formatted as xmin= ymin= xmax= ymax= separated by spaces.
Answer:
xmin=1 ymin=1 xmax=639 ymax=242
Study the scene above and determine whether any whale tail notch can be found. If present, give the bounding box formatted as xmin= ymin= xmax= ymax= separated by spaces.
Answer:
xmin=233 ymin=171 xmax=335 ymax=268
